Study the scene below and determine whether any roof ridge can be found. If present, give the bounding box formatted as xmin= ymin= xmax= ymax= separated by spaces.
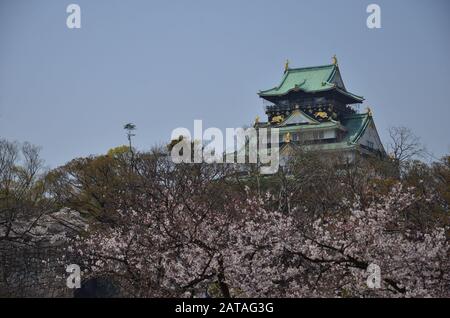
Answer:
xmin=343 ymin=113 xmax=369 ymax=119
xmin=287 ymin=64 xmax=335 ymax=72
xmin=335 ymin=87 xmax=364 ymax=101
xmin=351 ymin=114 xmax=372 ymax=143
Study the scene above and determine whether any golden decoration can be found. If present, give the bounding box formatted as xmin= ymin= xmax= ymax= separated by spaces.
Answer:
xmin=271 ymin=115 xmax=284 ymax=123
xmin=365 ymin=107 xmax=373 ymax=116
xmin=254 ymin=116 xmax=260 ymax=125
xmin=314 ymin=111 xmax=328 ymax=119
xmin=284 ymin=59 xmax=290 ymax=73
xmin=284 ymin=132 xmax=291 ymax=143
xmin=332 ymin=54 xmax=338 ymax=65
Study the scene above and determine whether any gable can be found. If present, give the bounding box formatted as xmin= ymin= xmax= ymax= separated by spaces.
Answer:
xmin=331 ymin=68 xmax=346 ymax=90
xmin=357 ymin=120 xmax=385 ymax=153
xmin=279 ymin=109 xmax=319 ymax=126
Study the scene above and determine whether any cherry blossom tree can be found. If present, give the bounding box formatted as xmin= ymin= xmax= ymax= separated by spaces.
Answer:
xmin=224 ymin=185 xmax=448 ymax=297
xmin=70 ymin=171 xmax=449 ymax=297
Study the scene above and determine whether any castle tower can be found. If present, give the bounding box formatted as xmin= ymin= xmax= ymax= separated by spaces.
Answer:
xmin=255 ymin=57 xmax=386 ymax=162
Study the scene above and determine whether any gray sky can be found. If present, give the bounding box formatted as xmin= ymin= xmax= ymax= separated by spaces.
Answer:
xmin=1 ymin=0 xmax=449 ymax=167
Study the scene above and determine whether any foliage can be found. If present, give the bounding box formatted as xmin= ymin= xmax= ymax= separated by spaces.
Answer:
xmin=58 ymin=150 xmax=449 ymax=298
xmin=2 ymin=136 xmax=448 ymax=297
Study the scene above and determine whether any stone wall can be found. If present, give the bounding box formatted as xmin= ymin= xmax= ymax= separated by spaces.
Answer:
xmin=0 ymin=242 xmax=73 ymax=297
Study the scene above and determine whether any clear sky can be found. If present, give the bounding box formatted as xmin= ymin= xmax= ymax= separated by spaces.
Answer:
xmin=1 ymin=0 xmax=449 ymax=167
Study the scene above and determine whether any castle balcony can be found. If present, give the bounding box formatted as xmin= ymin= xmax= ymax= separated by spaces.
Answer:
xmin=264 ymin=104 xmax=292 ymax=114
xmin=264 ymin=100 xmax=359 ymax=116
xmin=264 ymin=102 xmax=332 ymax=114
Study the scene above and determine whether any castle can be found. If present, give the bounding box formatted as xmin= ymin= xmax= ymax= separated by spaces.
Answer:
xmin=255 ymin=56 xmax=386 ymax=164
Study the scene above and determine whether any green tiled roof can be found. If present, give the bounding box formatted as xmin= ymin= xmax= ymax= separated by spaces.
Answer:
xmin=259 ymin=64 xmax=364 ymax=102
xmin=341 ymin=113 xmax=371 ymax=143
xmin=260 ymin=65 xmax=336 ymax=95
xmin=278 ymin=120 xmax=341 ymax=133
xmin=308 ymin=113 xmax=371 ymax=151
xmin=262 ymin=112 xmax=370 ymax=138
xmin=279 ymin=112 xmax=372 ymax=152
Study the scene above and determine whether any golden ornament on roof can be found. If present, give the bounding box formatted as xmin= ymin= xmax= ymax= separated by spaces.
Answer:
xmin=271 ymin=115 xmax=284 ymax=123
xmin=365 ymin=107 xmax=373 ymax=116
xmin=314 ymin=111 xmax=328 ymax=119
xmin=284 ymin=59 xmax=289 ymax=73
xmin=332 ymin=54 xmax=338 ymax=65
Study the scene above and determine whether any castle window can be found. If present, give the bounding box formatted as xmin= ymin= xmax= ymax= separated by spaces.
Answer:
xmin=313 ymin=131 xmax=324 ymax=140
